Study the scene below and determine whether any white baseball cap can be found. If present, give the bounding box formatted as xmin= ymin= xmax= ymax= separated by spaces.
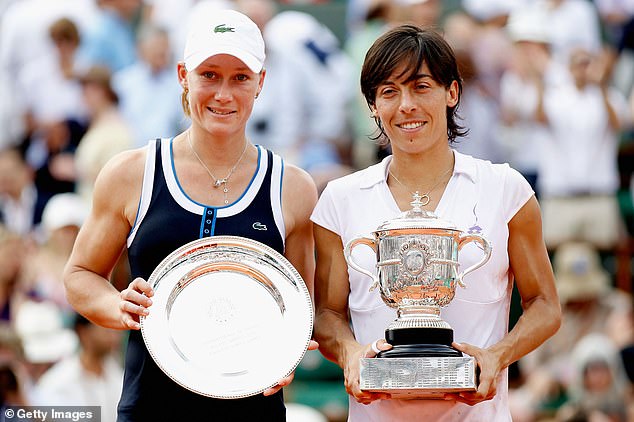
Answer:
xmin=183 ymin=9 xmax=265 ymax=73
xmin=14 ymin=301 xmax=78 ymax=363
xmin=41 ymin=193 xmax=89 ymax=233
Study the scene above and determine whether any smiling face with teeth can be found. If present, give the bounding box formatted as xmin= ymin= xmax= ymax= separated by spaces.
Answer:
xmin=178 ymin=54 xmax=265 ymax=139
xmin=361 ymin=25 xmax=466 ymax=149
xmin=371 ymin=62 xmax=459 ymax=155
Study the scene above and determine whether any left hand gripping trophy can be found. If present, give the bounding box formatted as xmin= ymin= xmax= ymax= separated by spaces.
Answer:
xmin=344 ymin=193 xmax=491 ymax=398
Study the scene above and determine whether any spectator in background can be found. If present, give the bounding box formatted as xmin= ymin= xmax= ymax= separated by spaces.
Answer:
xmin=77 ymin=0 xmax=142 ymax=72
xmin=525 ymin=0 xmax=602 ymax=65
xmin=511 ymin=241 xmax=631 ymax=421
xmin=344 ymin=0 xmax=397 ymax=169
xmin=22 ymin=193 xmax=88 ymax=320
xmin=113 ymin=24 xmax=185 ymax=147
xmin=35 ymin=313 xmax=123 ymax=422
xmin=595 ymin=0 xmax=634 ymax=98
xmin=145 ymin=0 xmax=235 ymax=64
xmin=237 ymin=0 xmax=299 ymax=160
xmin=557 ymin=333 xmax=629 ymax=422
xmin=444 ymin=11 xmax=505 ymax=163
xmin=75 ymin=66 xmax=134 ymax=204
xmin=0 ymin=0 xmax=97 ymax=148
xmin=244 ymin=5 xmax=355 ymax=181
xmin=141 ymin=0 xmax=196 ymax=61
xmin=19 ymin=17 xmax=88 ymax=143
xmin=497 ymin=7 xmax=570 ymax=195
xmin=23 ymin=116 xmax=81 ymax=215
xmin=0 ymin=149 xmax=42 ymax=236
xmin=12 ymin=300 xmax=78 ymax=384
xmin=18 ymin=18 xmax=86 ymax=210
xmin=0 ymin=324 xmax=31 ymax=409
xmin=0 ymin=363 xmax=28 ymax=411
xmin=394 ymin=0 xmax=441 ymax=28
xmin=0 ymin=226 xmax=29 ymax=323
xmin=539 ymin=46 xmax=631 ymax=252
xmin=345 ymin=0 xmax=378 ymax=35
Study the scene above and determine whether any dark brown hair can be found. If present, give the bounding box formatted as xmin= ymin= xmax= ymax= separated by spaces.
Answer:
xmin=360 ymin=24 xmax=466 ymax=143
xmin=49 ymin=17 xmax=80 ymax=45
xmin=78 ymin=65 xmax=119 ymax=105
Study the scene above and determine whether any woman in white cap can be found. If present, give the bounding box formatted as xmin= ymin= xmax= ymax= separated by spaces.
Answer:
xmin=64 ymin=9 xmax=318 ymax=421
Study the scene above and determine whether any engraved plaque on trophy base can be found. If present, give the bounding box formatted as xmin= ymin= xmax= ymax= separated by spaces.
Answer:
xmin=359 ymin=356 xmax=477 ymax=399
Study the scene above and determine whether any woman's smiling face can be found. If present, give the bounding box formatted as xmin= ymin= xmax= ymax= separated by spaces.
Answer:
xmin=181 ymin=54 xmax=264 ymax=137
xmin=372 ymin=61 xmax=458 ymax=155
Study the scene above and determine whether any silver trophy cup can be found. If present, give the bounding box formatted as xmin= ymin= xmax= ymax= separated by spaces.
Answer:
xmin=344 ymin=193 xmax=492 ymax=398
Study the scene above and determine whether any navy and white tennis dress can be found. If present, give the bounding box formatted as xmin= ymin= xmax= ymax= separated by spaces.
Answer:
xmin=119 ymin=138 xmax=287 ymax=421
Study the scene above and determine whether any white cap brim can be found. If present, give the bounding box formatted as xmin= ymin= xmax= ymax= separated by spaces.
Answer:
xmin=185 ymin=45 xmax=263 ymax=73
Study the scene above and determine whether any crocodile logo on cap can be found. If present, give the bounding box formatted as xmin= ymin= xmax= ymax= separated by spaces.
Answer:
xmin=214 ymin=24 xmax=235 ymax=33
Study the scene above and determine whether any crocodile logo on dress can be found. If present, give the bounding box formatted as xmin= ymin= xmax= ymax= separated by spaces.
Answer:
xmin=252 ymin=222 xmax=267 ymax=231
xmin=214 ymin=24 xmax=235 ymax=33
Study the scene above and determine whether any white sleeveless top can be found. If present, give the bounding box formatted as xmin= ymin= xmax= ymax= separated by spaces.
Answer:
xmin=311 ymin=151 xmax=533 ymax=422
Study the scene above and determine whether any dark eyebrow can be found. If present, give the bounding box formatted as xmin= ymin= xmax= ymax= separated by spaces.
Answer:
xmin=407 ymin=73 xmax=433 ymax=82
xmin=385 ymin=72 xmax=434 ymax=85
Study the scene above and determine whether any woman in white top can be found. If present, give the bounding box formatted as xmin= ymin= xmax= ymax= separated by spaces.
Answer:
xmin=311 ymin=25 xmax=561 ymax=421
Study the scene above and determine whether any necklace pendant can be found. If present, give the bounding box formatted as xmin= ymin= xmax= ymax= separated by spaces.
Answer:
xmin=214 ymin=179 xmax=226 ymax=188
xmin=419 ymin=194 xmax=431 ymax=206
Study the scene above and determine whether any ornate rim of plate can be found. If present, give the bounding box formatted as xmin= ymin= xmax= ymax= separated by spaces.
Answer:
xmin=140 ymin=236 xmax=314 ymax=399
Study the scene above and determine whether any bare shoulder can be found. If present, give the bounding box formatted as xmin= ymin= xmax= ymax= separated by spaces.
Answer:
xmin=92 ymin=146 xmax=148 ymax=224
xmin=281 ymin=163 xmax=318 ymax=226
xmin=282 ymin=163 xmax=317 ymax=196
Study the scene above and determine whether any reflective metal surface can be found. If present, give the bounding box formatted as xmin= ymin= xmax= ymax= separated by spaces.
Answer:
xmin=359 ymin=356 xmax=477 ymax=399
xmin=140 ymin=236 xmax=314 ymax=399
xmin=345 ymin=193 xmax=492 ymax=330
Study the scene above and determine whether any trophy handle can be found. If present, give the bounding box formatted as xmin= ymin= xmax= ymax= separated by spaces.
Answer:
xmin=456 ymin=234 xmax=492 ymax=288
xmin=344 ymin=236 xmax=380 ymax=291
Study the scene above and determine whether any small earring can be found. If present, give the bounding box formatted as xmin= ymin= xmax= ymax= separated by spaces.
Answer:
xmin=255 ymin=93 xmax=260 ymax=99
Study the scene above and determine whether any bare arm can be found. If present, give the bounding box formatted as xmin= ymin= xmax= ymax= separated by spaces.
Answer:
xmin=452 ymin=196 xmax=561 ymax=404
xmin=63 ymin=148 xmax=151 ymax=330
xmin=601 ymin=86 xmax=621 ymax=131
xmin=281 ymin=164 xmax=318 ymax=296
xmin=263 ymin=163 xmax=318 ymax=396
xmin=313 ymin=224 xmax=355 ymax=365
xmin=313 ymin=224 xmax=390 ymax=404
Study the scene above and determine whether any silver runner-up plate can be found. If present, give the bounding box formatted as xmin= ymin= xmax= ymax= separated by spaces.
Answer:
xmin=140 ymin=236 xmax=314 ymax=399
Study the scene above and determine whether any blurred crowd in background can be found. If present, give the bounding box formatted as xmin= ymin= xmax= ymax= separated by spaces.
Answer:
xmin=1 ymin=0 xmax=634 ymax=421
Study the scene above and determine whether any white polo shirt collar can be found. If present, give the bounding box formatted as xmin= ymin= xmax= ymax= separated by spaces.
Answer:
xmin=359 ymin=149 xmax=478 ymax=190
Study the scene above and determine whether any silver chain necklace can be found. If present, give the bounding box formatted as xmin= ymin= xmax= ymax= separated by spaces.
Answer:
xmin=187 ymin=131 xmax=249 ymax=204
xmin=388 ymin=165 xmax=453 ymax=206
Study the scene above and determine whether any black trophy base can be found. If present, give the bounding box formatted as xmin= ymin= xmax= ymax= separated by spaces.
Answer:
xmin=377 ymin=327 xmax=462 ymax=358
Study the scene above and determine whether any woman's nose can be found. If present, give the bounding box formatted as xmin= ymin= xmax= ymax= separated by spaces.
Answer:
xmin=214 ymin=81 xmax=232 ymax=101
xmin=398 ymin=90 xmax=416 ymax=113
